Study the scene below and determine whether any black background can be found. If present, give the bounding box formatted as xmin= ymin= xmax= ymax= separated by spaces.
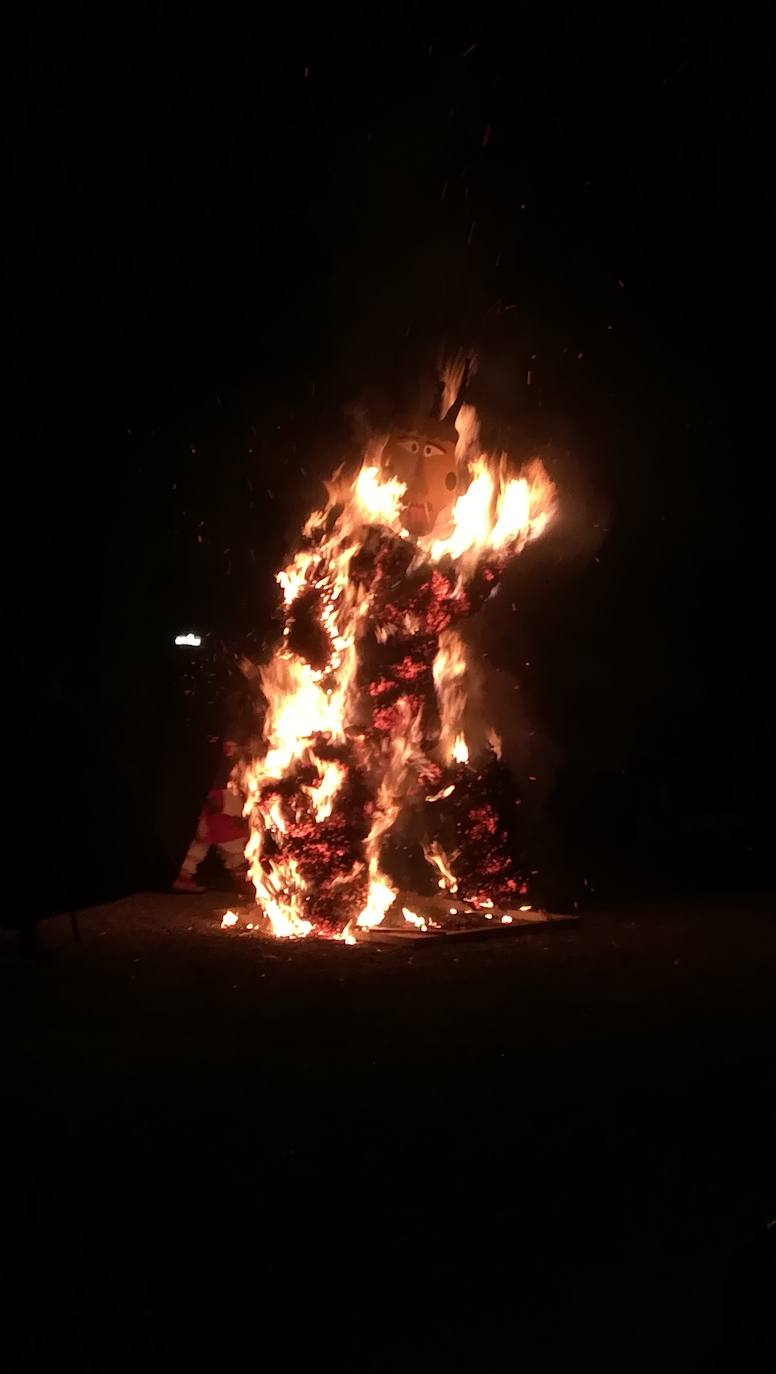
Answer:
xmin=10 ymin=5 xmax=774 ymax=913
xmin=6 ymin=13 xmax=776 ymax=1372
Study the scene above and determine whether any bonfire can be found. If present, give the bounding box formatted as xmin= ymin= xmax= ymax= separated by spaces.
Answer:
xmin=235 ymin=366 xmax=557 ymax=939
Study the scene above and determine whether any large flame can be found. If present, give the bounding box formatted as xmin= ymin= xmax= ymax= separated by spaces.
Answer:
xmin=423 ymin=407 xmax=556 ymax=567
xmin=237 ymin=396 xmax=557 ymax=939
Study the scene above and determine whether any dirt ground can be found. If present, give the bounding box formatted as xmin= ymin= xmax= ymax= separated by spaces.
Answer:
xmin=3 ymin=892 xmax=774 ymax=1371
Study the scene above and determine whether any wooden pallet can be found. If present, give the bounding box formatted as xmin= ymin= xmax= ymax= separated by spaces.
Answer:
xmin=355 ymin=900 xmax=577 ymax=945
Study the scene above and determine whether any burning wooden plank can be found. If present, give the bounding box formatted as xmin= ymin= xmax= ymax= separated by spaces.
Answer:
xmin=354 ymin=907 xmax=577 ymax=945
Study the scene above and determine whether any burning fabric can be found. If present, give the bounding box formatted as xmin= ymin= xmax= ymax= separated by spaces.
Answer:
xmin=239 ymin=371 xmax=557 ymax=939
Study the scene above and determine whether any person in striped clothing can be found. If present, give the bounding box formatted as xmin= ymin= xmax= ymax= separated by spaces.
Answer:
xmin=173 ymin=739 xmax=250 ymax=894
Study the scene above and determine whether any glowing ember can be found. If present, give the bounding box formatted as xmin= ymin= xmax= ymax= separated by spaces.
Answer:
xmin=234 ymin=366 xmax=557 ymax=939
xmin=402 ymin=906 xmax=428 ymax=932
xmin=221 ymin=910 xmax=239 ymax=929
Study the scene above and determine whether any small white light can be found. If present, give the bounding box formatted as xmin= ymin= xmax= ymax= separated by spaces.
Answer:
xmin=175 ymin=633 xmax=202 ymax=647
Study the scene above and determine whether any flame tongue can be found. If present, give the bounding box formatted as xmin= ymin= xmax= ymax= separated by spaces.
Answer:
xmin=239 ymin=397 xmax=556 ymax=938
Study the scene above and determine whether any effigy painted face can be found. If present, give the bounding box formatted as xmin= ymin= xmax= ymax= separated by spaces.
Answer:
xmin=381 ymin=429 xmax=459 ymax=535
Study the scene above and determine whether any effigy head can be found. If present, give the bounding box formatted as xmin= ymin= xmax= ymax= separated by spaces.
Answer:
xmin=381 ymin=420 xmax=459 ymax=536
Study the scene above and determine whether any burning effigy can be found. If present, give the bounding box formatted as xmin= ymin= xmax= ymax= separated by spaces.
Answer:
xmin=235 ymin=363 xmax=557 ymax=940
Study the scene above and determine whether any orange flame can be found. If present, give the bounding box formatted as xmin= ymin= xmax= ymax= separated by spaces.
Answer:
xmin=433 ymin=629 xmax=468 ymax=764
xmin=422 ymin=840 xmax=460 ymax=895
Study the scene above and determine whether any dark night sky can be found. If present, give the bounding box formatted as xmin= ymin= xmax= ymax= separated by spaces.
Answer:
xmin=10 ymin=7 xmax=774 ymax=910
